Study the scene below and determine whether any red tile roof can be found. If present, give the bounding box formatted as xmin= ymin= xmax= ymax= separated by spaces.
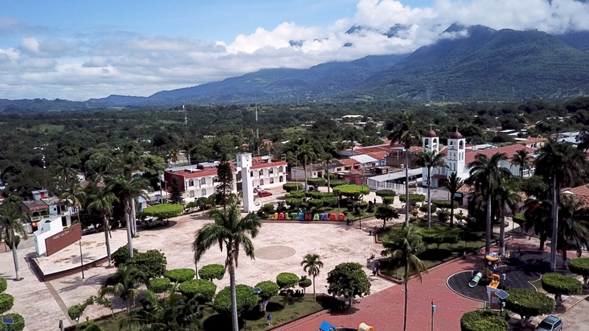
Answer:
xmin=562 ymin=185 xmax=589 ymax=208
xmin=250 ymin=160 xmax=287 ymax=169
xmin=167 ymin=168 xmax=222 ymax=179
xmin=464 ymin=145 xmax=536 ymax=164
xmin=365 ymin=151 xmax=389 ymax=161
xmin=338 ymin=158 xmax=359 ymax=167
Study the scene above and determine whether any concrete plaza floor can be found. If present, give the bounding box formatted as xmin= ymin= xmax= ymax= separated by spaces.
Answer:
xmin=0 ymin=204 xmax=398 ymax=330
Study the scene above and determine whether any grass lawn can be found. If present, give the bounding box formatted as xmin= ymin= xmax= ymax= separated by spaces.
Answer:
xmin=93 ymin=295 xmax=323 ymax=331
xmin=379 ymin=222 xmax=488 ymax=279
xmin=18 ymin=123 xmax=65 ymax=133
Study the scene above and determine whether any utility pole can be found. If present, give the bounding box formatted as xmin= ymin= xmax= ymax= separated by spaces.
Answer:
xmin=183 ymin=104 xmax=191 ymax=165
xmin=255 ymin=103 xmax=260 ymax=156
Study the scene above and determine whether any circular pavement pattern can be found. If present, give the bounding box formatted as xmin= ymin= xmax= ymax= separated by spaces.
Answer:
xmin=255 ymin=245 xmax=296 ymax=260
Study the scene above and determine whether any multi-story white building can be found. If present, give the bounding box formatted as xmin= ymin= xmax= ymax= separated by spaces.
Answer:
xmin=163 ymin=156 xmax=288 ymax=203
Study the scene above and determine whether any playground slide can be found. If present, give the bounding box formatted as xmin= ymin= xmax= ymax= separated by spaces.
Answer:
xmin=358 ymin=323 xmax=375 ymax=331
xmin=469 ymin=272 xmax=483 ymax=288
xmin=488 ymin=273 xmax=501 ymax=289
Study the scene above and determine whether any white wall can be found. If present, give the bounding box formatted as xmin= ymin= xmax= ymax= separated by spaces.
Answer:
xmin=34 ymin=216 xmax=65 ymax=256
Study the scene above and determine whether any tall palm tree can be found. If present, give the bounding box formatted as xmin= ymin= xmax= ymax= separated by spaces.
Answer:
xmin=523 ymin=197 xmax=552 ymax=250
xmin=555 ymin=195 xmax=589 ymax=262
xmin=0 ymin=196 xmax=28 ymax=280
xmin=388 ymin=112 xmax=421 ymax=226
xmin=60 ymin=182 xmax=87 ymax=226
xmin=99 ymin=266 xmax=144 ymax=313
xmin=297 ymin=144 xmax=316 ymax=192
xmin=445 ymin=172 xmax=463 ymax=227
xmin=107 ymin=175 xmax=150 ymax=258
xmin=535 ymin=140 xmax=587 ymax=271
xmin=120 ymin=288 xmax=201 ymax=331
xmin=414 ymin=150 xmax=446 ymax=227
xmin=467 ymin=153 xmax=511 ymax=255
xmin=52 ymin=159 xmax=78 ymax=186
xmin=494 ymin=180 xmax=521 ymax=255
xmin=320 ymin=153 xmax=334 ymax=193
xmin=381 ymin=226 xmax=427 ymax=331
xmin=88 ymin=187 xmax=119 ymax=266
xmin=511 ymin=149 xmax=534 ymax=178
xmin=192 ymin=203 xmax=261 ymax=331
xmin=301 ymin=254 xmax=324 ymax=301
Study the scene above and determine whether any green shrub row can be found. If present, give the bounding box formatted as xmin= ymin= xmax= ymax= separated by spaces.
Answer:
xmin=382 ymin=196 xmax=394 ymax=205
xmin=399 ymin=194 xmax=426 ymax=203
xmin=142 ymin=204 xmax=184 ymax=218
xmin=179 ymin=279 xmax=217 ymax=303
xmin=0 ymin=294 xmax=14 ymax=314
xmin=307 ymin=178 xmax=327 ymax=186
xmin=283 ymin=183 xmax=304 ymax=192
xmin=432 ymin=200 xmax=458 ymax=209
xmin=376 ymin=190 xmax=396 ymax=197
xmin=460 ymin=310 xmax=508 ymax=331
xmin=541 ymin=273 xmax=583 ymax=296
xmin=0 ymin=313 xmax=25 ymax=331
xmin=198 ymin=264 xmax=225 ymax=281
xmin=285 ymin=191 xmax=305 ymax=199
xmin=148 ymin=278 xmax=172 ymax=294
xmin=0 ymin=278 xmax=6 ymax=294
xmin=333 ymin=185 xmax=370 ymax=198
xmin=165 ymin=268 xmax=196 ymax=283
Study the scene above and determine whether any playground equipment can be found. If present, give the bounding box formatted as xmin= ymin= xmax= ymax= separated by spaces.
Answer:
xmin=487 ymin=272 xmax=501 ymax=289
xmin=319 ymin=321 xmax=375 ymax=331
xmin=469 ymin=272 xmax=483 ymax=288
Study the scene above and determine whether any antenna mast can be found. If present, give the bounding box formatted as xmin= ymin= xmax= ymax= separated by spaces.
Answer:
xmin=255 ymin=102 xmax=260 ymax=156
xmin=183 ymin=104 xmax=191 ymax=165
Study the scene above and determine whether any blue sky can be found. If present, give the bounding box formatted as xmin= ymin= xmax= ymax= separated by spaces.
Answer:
xmin=0 ymin=0 xmax=587 ymax=100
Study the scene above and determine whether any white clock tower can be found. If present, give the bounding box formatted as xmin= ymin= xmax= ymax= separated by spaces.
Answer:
xmin=236 ymin=153 xmax=256 ymax=212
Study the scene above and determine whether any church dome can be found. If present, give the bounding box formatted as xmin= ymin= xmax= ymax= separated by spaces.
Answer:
xmin=450 ymin=130 xmax=463 ymax=139
xmin=424 ymin=129 xmax=437 ymax=138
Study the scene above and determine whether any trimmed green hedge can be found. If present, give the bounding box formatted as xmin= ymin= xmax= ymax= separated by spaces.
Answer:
xmin=382 ymin=196 xmax=394 ymax=205
xmin=460 ymin=310 xmax=508 ymax=331
xmin=142 ymin=204 xmax=184 ymax=218
xmin=285 ymin=191 xmax=305 ymax=199
xmin=179 ymin=279 xmax=217 ymax=303
xmin=213 ymin=285 xmax=258 ymax=316
xmin=165 ymin=268 xmax=196 ymax=283
xmin=0 ymin=278 xmax=6 ymax=294
xmin=307 ymin=177 xmax=327 ymax=186
xmin=399 ymin=194 xmax=426 ymax=203
xmin=198 ymin=264 xmax=225 ymax=281
xmin=433 ymin=200 xmax=458 ymax=209
xmin=376 ymin=189 xmax=396 ymax=197
xmin=0 ymin=313 xmax=25 ymax=331
xmin=504 ymin=288 xmax=554 ymax=320
xmin=419 ymin=204 xmax=437 ymax=213
xmin=569 ymin=258 xmax=589 ymax=284
xmin=276 ymin=272 xmax=299 ymax=289
xmin=125 ymin=249 xmax=168 ymax=280
xmin=420 ymin=226 xmax=460 ymax=248
xmin=333 ymin=185 xmax=370 ymax=198
xmin=148 ymin=278 xmax=172 ymax=294
xmin=283 ymin=183 xmax=304 ymax=192
xmin=329 ymin=179 xmax=348 ymax=188
xmin=285 ymin=198 xmax=304 ymax=208
xmin=541 ymin=273 xmax=583 ymax=297
xmin=0 ymin=294 xmax=14 ymax=314
xmin=254 ymin=281 xmax=280 ymax=299
xmin=68 ymin=303 xmax=86 ymax=322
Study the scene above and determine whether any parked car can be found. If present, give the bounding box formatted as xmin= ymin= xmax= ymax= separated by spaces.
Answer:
xmin=536 ymin=315 xmax=563 ymax=331
xmin=258 ymin=191 xmax=272 ymax=197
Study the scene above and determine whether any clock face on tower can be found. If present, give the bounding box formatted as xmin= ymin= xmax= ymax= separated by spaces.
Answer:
xmin=237 ymin=153 xmax=252 ymax=168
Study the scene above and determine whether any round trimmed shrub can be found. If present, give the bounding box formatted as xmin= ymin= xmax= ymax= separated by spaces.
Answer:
xmin=299 ymin=277 xmax=312 ymax=290
xmin=0 ymin=278 xmax=6 ymax=294
xmin=0 ymin=313 xmax=25 ymax=331
xmin=283 ymin=183 xmax=304 ymax=192
xmin=308 ymin=177 xmax=326 ymax=187
xmin=179 ymin=279 xmax=217 ymax=303
xmin=504 ymin=288 xmax=554 ymax=322
xmin=419 ymin=205 xmax=437 ymax=213
xmin=541 ymin=273 xmax=583 ymax=301
xmin=148 ymin=278 xmax=172 ymax=294
xmin=382 ymin=196 xmax=394 ymax=205
xmin=329 ymin=179 xmax=348 ymax=188
xmin=460 ymin=310 xmax=508 ymax=331
xmin=276 ymin=272 xmax=299 ymax=290
xmin=0 ymin=294 xmax=14 ymax=314
xmin=198 ymin=264 xmax=225 ymax=281
xmin=376 ymin=190 xmax=396 ymax=197
xmin=433 ymin=200 xmax=458 ymax=209
xmin=399 ymin=194 xmax=426 ymax=204
xmin=333 ymin=185 xmax=370 ymax=198
xmin=213 ymin=285 xmax=258 ymax=315
xmin=286 ymin=198 xmax=303 ymax=209
xmin=285 ymin=191 xmax=305 ymax=199
xmin=308 ymin=199 xmax=324 ymax=209
xmin=569 ymin=258 xmax=589 ymax=286
xmin=165 ymin=268 xmax=196 ymax=283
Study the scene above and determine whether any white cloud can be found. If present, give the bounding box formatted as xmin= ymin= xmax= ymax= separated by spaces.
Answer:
xmin=1 ymin=0 xmax=589 ymax=100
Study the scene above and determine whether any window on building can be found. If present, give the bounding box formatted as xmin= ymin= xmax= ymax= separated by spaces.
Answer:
xmin=270 ymin=178 xmax=274 ymax=184
xmin=250 ymin=171 xmax=254 ymax=177
xmin=202 ymin=189 xmax=207 ymax=196
xmin=259 ymin=169 xmax=264 ymax=176
xmin=260 ymin=179 xmax=265 ymax=186
xmin=269 ymin=168 xmax=274 ymax=174
xmin=213 ymin=176 xmax=219 ymax=182
xmin=189 ymin=191 xmax=195 ymax=198
xmin=278 ymin=166 xmax=284 ymax=173
xmin=279 ymin=176 xmax=284 ymax=182
xmin=200 ymin=178 xmax=206 ymax=185
xmin=188 ymin=179 xmax=194 ymax=187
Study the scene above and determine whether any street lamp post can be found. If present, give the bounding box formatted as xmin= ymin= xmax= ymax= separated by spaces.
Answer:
xmin=431 ymin=300 xmax=436 ymax=331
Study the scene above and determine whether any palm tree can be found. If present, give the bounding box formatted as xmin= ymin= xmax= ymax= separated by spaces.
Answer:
xmin=120 ymin=288 xmax=201 ymax=331
xmin=381 ymin=226 xmax=427 ymax=331
xmin=320 ymin=153 xmax=334 ymax=193
xmin=297 ymin=144 xmax=316 ymax=192
xmin=511 ymin=149 xmax=534 ymax=178
xmin=535 ymin=140 xmax=587 ymax=271
xmin=414 ymin=150 xmax=446 ymax=227
xmin=523 ymin=197 xmax=552 ymax=250
xmin=0 ymin=196 xmax=28 ymax=280
xmin=445 ymin=172 xmax=463 ymax=227
xmin=192 ymin=203 xmax=261 ymax=331
xmin=301 ymin=254 xmax=324 ymax=301
xmin=88 ymin=187 xmax=119 ymax=266
xmin=388 ymin=112 xmax=421 ymax=226
xmin=555 ymin=195 xmax=589 ymax=262
xmin=60 ymin=182 xmax=87 ymax=226
xmin=467 ymin=153 xmax=511 ymax=255
xmin=494 ymin=180 xmax=521 ymax=255
xmin=107 ymin=175 xmax=149 ymax=258
xmin=52 ymin=159 xmax=78 ymax=185
xmin=99 ymin=266 xmax=144 ymax=313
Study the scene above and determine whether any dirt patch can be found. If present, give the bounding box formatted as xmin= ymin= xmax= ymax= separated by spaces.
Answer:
xmin=255 ymin=245 xmax=296 ymax=260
